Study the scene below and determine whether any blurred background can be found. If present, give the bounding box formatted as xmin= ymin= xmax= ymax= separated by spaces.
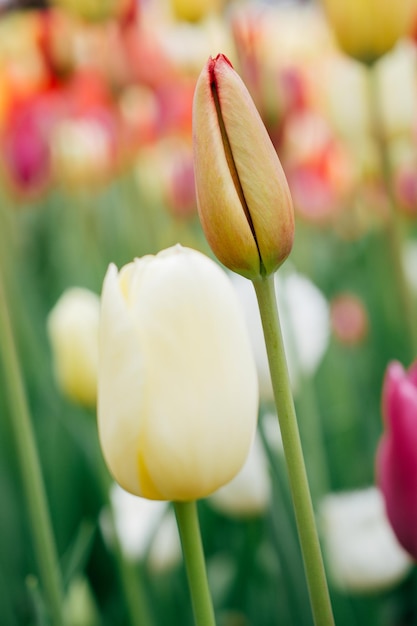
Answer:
xmin=1 ymin=0 xmax=417 ymax=624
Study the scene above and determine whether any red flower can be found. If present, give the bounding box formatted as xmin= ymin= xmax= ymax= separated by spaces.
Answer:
xmin=376 ymin=361 xmax=417 ymax=560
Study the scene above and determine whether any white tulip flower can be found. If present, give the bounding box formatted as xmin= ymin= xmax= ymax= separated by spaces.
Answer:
xmin=47 ymin=287 xmax=100 ymax=408
xmin=319 ymin=487 xmax=413 ymax=593
xmin=98 ymin=245 xmax=258 ymax=501
xmin=148 ymin=511 xmax=182 ymax=573
xmin=100 ymin=483 xmax=168 ymax=561
xmin=208 ymin=433 xmax=271 ymax=517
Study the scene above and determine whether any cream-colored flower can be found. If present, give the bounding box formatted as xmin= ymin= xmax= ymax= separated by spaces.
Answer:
xmin=208 ymin=433 xmax=271 ymax=517
xmin=98 ymin=245 xmax=258 ymax=501
xmin=51 ymin=118 xmax=114 ymax=189
xmin=319 ymin=487 xmax=412 ymax=593
xmin=47 ymin=287 xmax=100 ymax=408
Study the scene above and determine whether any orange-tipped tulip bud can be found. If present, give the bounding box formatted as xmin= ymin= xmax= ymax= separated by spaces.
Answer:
xmin=193 ymin=54 xmax=294 ymax=279
xmin=321 ymin=0 xmax=417 ymax=65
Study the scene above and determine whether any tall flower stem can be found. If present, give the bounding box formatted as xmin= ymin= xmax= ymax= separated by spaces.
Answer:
xmin=253 ymin=275 xmax=334 ymax=626
xmin=174 ymin=501 xmax=216 ymax=626
xmin=0 ymin=270 xmax=65 ymax=625
xmin=367 ymin=64 xmax=417 ymax=359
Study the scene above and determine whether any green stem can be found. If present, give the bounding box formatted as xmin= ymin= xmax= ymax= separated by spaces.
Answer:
xmin=0 ymin=270 xmax=65 ymax=625
xmin=367 ymin=64 xmax=417 ymax=359
xmin=253 ymin=275 xmax=334 ymax=626
xmin=174 ymin=501 xmax=216 ymax=626
xmin=277 ymin=278 xmax=330 ymax=500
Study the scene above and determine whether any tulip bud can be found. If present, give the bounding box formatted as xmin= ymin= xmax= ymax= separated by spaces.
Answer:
xmin=98 ymin=245 xmax=258 ymax=501
xmin=376 ymin=360 xmax=417 ymax=560
xmin=47 ymin=287 xmax=100 ymax=408
xmin=63 ymin=576 xmax=100 ymax=626
xmin=193 ymin=54 xmax=294 ymax=279
xmin=321 ymin=0 xmax=417 ymax=65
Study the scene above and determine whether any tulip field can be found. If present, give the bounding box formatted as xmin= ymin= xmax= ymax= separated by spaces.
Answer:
xmin=1 ymin=1 xmax=417 ymax=625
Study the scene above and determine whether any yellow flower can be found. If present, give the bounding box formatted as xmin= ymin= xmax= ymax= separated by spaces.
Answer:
xmin=50 ymin=0 xmax=131 ymax=22
xmin=193 ymin=54 xmax=294 ymax=279
xmin=169 ymin=0 xmax=224 ymax=22
xmin=97 ymin=245 xmax=258 ymax=501
xmin=321 ymin=0 xmax=417 ymax=64
xmin=47 ymin=287 xmax=100 ymax=408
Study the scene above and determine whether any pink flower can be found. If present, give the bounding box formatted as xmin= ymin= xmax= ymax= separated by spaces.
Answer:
xmin=2 ymin=90 xmax=60 ymax=198
xmin=376 ymin=360 xmax=417 ymax=560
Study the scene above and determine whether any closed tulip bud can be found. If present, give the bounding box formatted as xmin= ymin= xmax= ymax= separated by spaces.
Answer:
xmin=193 ymin=54 xmax=294 ymax=279
xmin=376 ymin=360 xmax=417 ymax=560
xmin=98 ymin=245 xmax=258 ymax=501
xmin=47 ymin=287 xmax=100 ymax=408
xmin=63 ymin=576 xmax=100 ymax=626
xmin=321 ymin=0 xmax=417 ymax=65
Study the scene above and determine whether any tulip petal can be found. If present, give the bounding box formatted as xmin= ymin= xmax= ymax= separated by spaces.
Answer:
xmin=193 ymin=53 xmax=294 ymax=278
xmin=406 ymin=360 xmax=417 ymax=387
xmin=98 ymin=247 xmax=259 ymax=501
xmin=98 ymin=263 xmax=153 ymax=497
xmin=193 ymin=58 xmax=260 ymax=276
xmin=127 ymin=247 xmax=258 ymax=500
xmin=376 ymin=362 xmax=417 ymax=559
xmin=381 ymin=361 xmax=406 ymax=426
xmin=211 ymin=55 xmax=294 ymax=275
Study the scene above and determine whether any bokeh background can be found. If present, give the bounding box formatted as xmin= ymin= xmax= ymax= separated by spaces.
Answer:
xmin=1 ymin=0 xmax=417 ymax=624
